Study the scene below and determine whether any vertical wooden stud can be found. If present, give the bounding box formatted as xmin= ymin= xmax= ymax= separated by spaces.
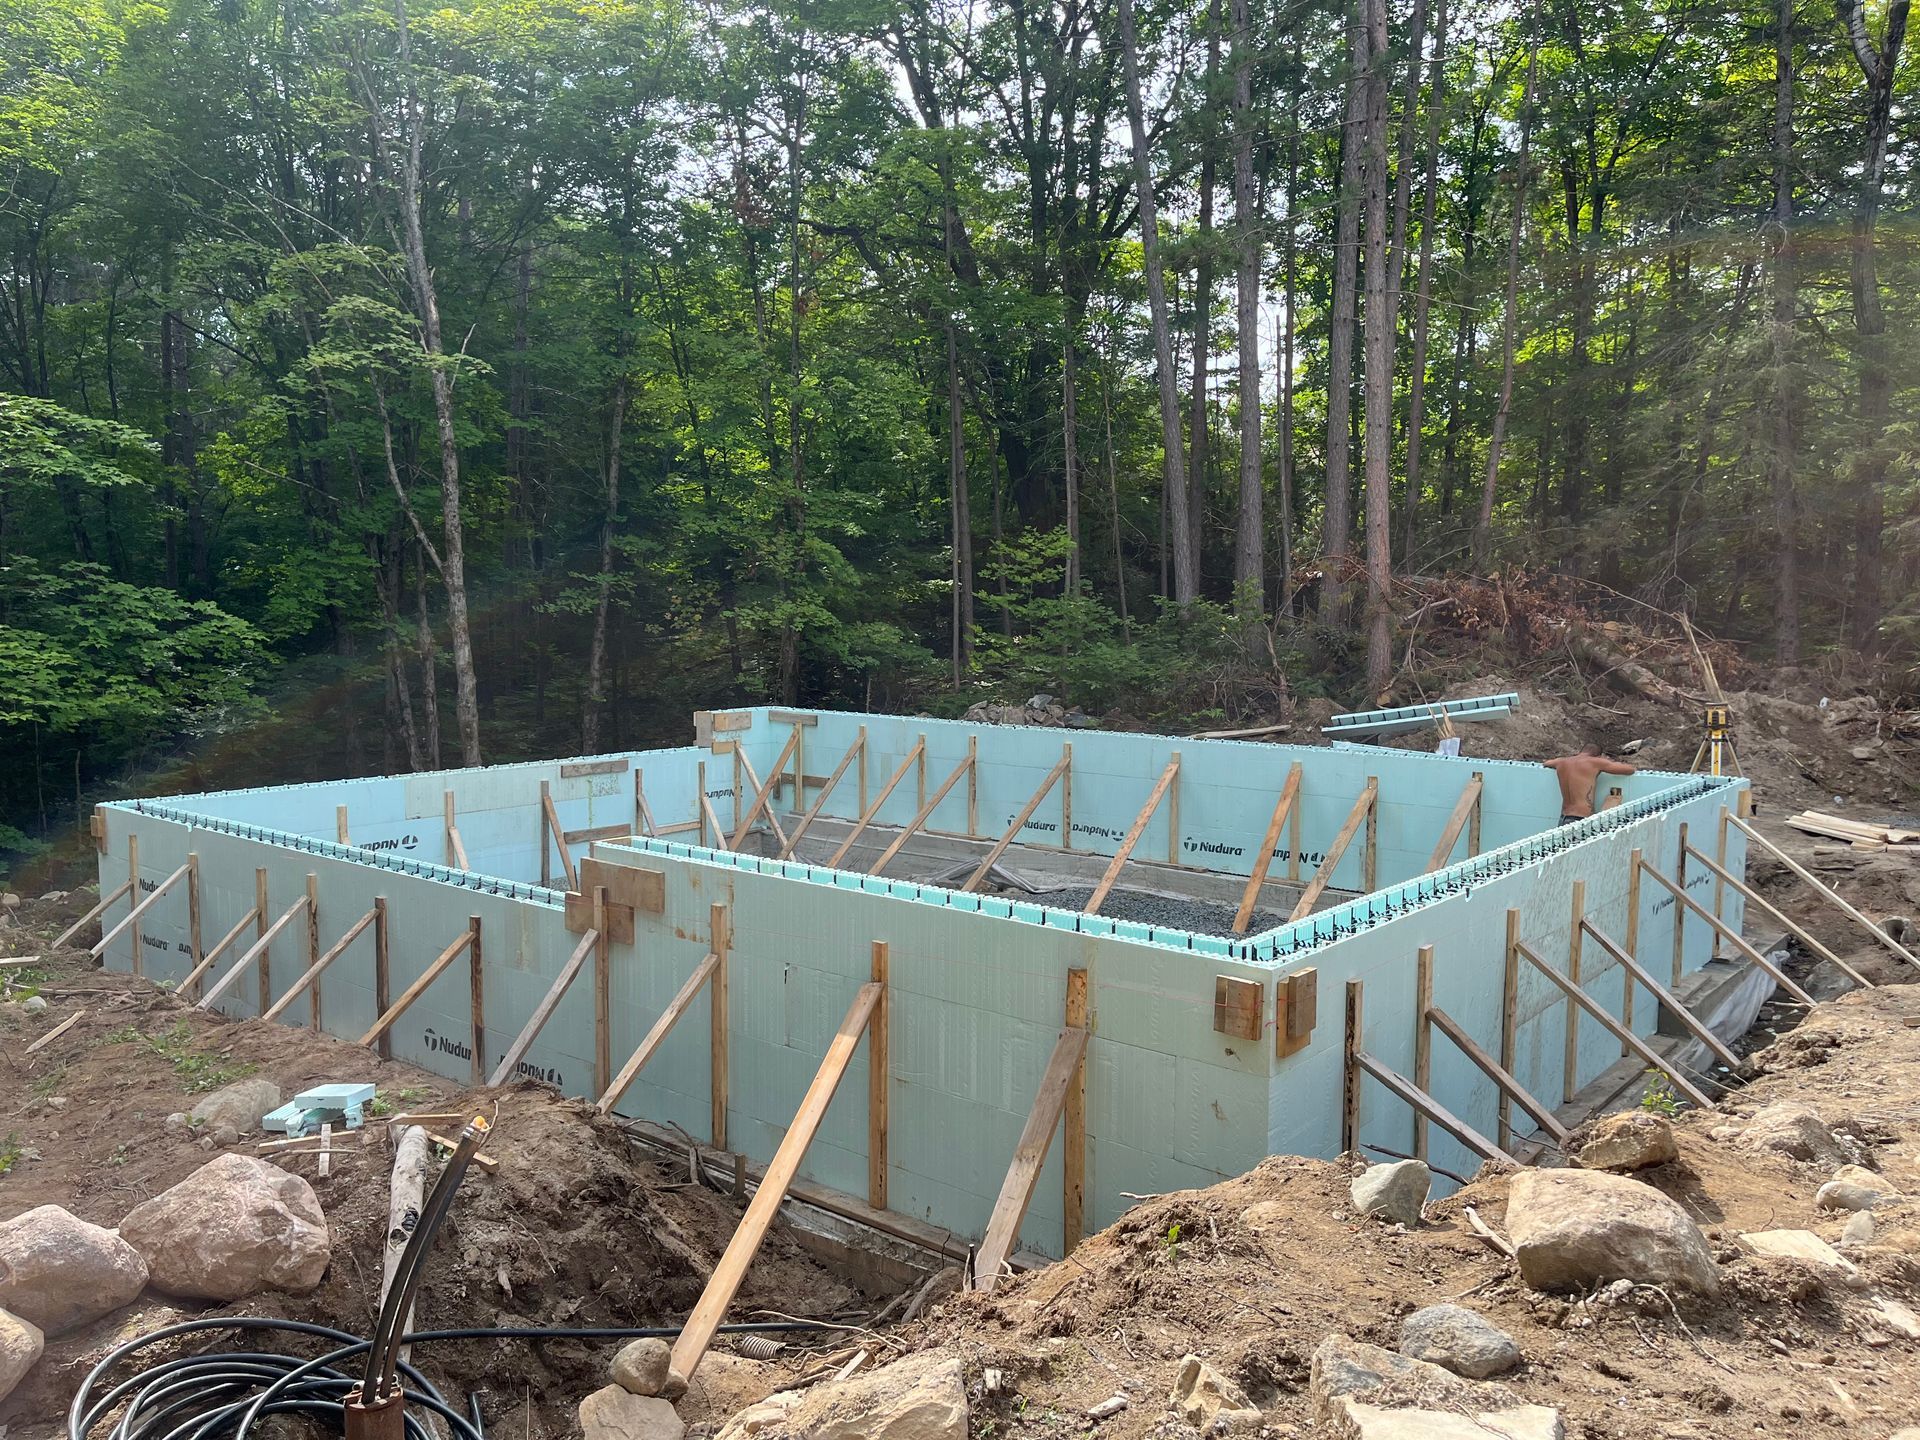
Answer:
xmin=732 ymin=744 xmax=743 ymax=830
xmin=966 ymin=736 xmax=979 ymax=837
xmin=1564 ymin=880 xmax=1585 ymax=1101
xmin=696 ymin=762 xmax=708 ymax=846
xmin=868 ymin=940 xmax=889 ymax=1211
xmin=1713 ymin=805 xmax=1730 ymax=926
xmin=336 ymin=805 xmax=350 ymax=844
xmin=1064 ymin=965 xmax=1089 ymax=1252
xmin=443 ymin=789 xmax=458 ymax=867
xmin=1363 ymin=777 xmax=1379 ymax=892
xmin=710 ymin=901 xmax=731 ymax=1149
xmin=468 ymin=915 xmax=485 ymax=1084
xmin=1413 ymin=945 xmax=1433 ymax=1161
xmin=128 ymin=834 xmax=142 ymax=977
xmin=1671 ymin=821 xmax=1690 ymax=984
xmin=791 ymin=723 xmax=806 ymax=815
xmin=1499 ymin=909 xmax=1519 ymax=1151
xmin=593 ymin=887 xmax=611 ymax=1097
xmin=373 ymin=897 xmax=391 ymax=1060
xmin=1062 ymin=742 xmax=1074 ymax=850
xmin=305 ymin=873 xmax=321 ymax=1032
xmin=916 ymin=736 xmax=927 ymax=813
xmin=858 ymin=726 xmax=869 ymax=816
xmin=1468 ymin=770 xmax=1484 ymax=856
xmin=540 ymin=780 xmax=553 ymax=886
xmin=254 ymin=867 xmax=270 ymax=1014
xmin=186 ymin=852 xmax=203 ymax=972
xmin=1167 ymin=749 xmax=1182 ymax=863
xmin=1737 ymin=788 xmax=1755 ymax=819
xmin=1286 ymin=776 xmax=1302 ymax=881
xmin=1623 ymin=847 xmax=1642 ymax=1054
xmin=1342 ymin=979 xmax=1365 ymax=1158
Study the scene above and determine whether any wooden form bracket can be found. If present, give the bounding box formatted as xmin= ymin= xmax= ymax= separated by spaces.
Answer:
xmin=667 ymin=980 xmax=883 ymax=1387
xmin=1424 ymin=773 xmax=1484 ymax=873
xmin=1727 ymin=813 xmax=1920 ymax=973
xmin=1291 ymin=778 xmax=1378 ymax=922
xmin=53 ymin=878 xmax=134 ymax=952
xmin=90 ymin=861 xmax=192 ymax=960
xmin=262 ymin=903 xmax=382 ymax=1027
xmin=198 ymin=889 xmax=311 ymax=1011
xmin=779 ymin=728 xmax=866 ymax=859
xmin=489 ymin=928 xmax=597 ymax=1086
xmin=1511 ymin=935 xmax=1715 ymax=1111
xmin=973 ymin=1004 xmax=1091 ymax=1292
xmin=1343 ymin=977 xmax=1513 ymax=1166
xmin=826 ymin=738 xmax=926 ymax=869
xmin=445 ymin=791 xmax=470 ymax=872
xmin=359 ymin=918 xmax=481 ymax=1054
xmin=1233 ymin=763 xmax=1302 ymax=934
xmin=963 ymin=748 xmax=1070 ymax=893
xmin=733 ymin=729 xmax=801 ymax=848
xmin=1635 ymin=856 xmax=1816 ymax=1005
xmin=1084 ymin=755 xmax=1181 ymax=916
xmin=870 ymin=752 xmax=975 ymax=876
xmin=1683 ymin=840 xmax=1873 ymax=989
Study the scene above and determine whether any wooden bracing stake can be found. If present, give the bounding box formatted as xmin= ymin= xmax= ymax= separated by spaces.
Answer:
xmin=359 ymin=920 xmax=480 ymax=1050
xmin=1635 ymin=857 xmax=1817 ymax=1005
xmin=178 ymin=906 xmax=261 ymax=1000
xmin=1063 ymin=967 xmax=1088 ymax=1252
xmin=1412 ymin=947 xmax=1433 ymax=1160
xmin=594 ymin=888 xmax=612 ymax=1095
xmin=1578 ymin=917 xmax=1743 ymax=1072
xmin=1426 ymin=1004 xmax=1569 ymax=1146
xmin=1623 ymin=847 xmax=1642 ymax=1049
xmin=1290 ymin=779 xmax=1378 ymax=922
xmin=710 ymin=902 xmax=730 ymax=1147
xmin=1727 ymin=813 xmax=1920 ymax=972
xmin=869 ymin=752 xmax=974 ymax=876
xmin=304 ymin=873 xmax=320 ymax=1029
xmin=128 ymin=834 xmax=141 ymax=974
xmin=973 ymin=1018 xmax=1091 ymax=1293
xmin=963 ymin=749 xmax=1070 ymax=893
xmin=1670 ymin=822 xmax=1689 ymax=982
xmin=668 ymin=981 xmax=883 ymax=1387
xmin=1346 ymin=977 xmax=1512 ymax=1165
xmin=187 ymin=853 xmax=202 ymax=971
xmin=779 ymin=728 xmax=866 ymax=859
xmin=1083 ymin=755 xmax=1181 ymax=916
xmin=337 ymin=805 xmax=350 ymax=845
xmin=732 ymin=729 xmax=801 ymax=848
xmin=868 ymin=941 xmax=889 ymax=1209
xmin=635 ymin=769 xmax=657 ymax=836
xmin=51 ymin=878 xmax=134 ymax=952
xmin=262 ymin=904 xmax=380 ymax=1025
xmin=198 ymin=893 xmax=310 ymax=1011
xmin=597 ymin=951 xmax=720 ymax=1113
xmin=489 ymin=928 xmax=598 ymax=1086
xmin=1683 ymin=842 xmax=1873 ymax=989
xmin=445 ymin=791 xmax=470 ymax=872
xmin=541 ymin=783 xmax=577 ymax=888
xmin=1498 ymin=909 xmax=1519 ymax=1150
xmin=372 ymin=898 xmax=391 ymax=1058
xmin=468 ymin=911 xmax=486 ymax=1082
xmin=1565 ymin=880 xmax=1586 ymax=1099
xmin=1233 ymin=763 xmax=1302 ymax=934
xmin=1424 ymin=774 xmax=1484 ymax=873
xmin=91 ymin=861 xmax=191 ymax=959
xmin=826 ymin=738 xmax=926 ymax=869
xmin=1512 ymin=938 xmax=1715 ymax=1111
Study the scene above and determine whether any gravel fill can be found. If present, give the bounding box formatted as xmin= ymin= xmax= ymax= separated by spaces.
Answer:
xmin=1028 ymin=886 xmax=1285 ymax=937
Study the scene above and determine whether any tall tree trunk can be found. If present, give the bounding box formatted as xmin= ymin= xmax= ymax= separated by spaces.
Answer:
xmin=1279 ymin=97 xmax=1299 ymax=613
xmin=583 ymin=378 xmax=627 ymax=752
xmin=1063 ymin=329 xmax=1081 ymax=593
xmin=1187 ymin=0 xmax=1222 ymax=592
xmin=1099 ymin=348 xmax=1131 ymax=640
xmin=1321 ymin=5 xmax=1366 ymax=624
xmin=948 ymin=322 xmax=973 ymax=681
xmin=378 ymin=530 xmax=424 ymax=770
xmin=1361 ymin=0 xmax=1394 ymax=694
xmin=415 ymin=543 xmax=443 ymax=769
xmin=1398 ymin=0 xmax=1448 ymax=554
xmin=1472 ymin=37 xmax=1539 ymax=570
xmin=1116 ymin=0 xmax=1197 ymax=606
xmin=1230 ymin=0 xmax=1263 ymax=613
xmin=389 ymin=0 xmax=482 ymax=765
xmin=1836 ymin=0 xmax=1908 ymax=648
xmin=780 ymin=108 xmax=809 ymax=702
xmin=1768 ymin=0 xmax=1800 ymax=662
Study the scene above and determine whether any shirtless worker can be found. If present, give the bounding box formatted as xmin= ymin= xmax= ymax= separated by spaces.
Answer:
xmin=1544 ymin=744 xmax=1636 ymax=825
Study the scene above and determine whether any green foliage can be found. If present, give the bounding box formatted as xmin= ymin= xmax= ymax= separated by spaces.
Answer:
xmin=0 ymin=1133 xmax=19 ymax=1175
xmin=103 ymin=1020 xmax=257 ymax=1093
xmin=1639 ymin=1071 xmax=1682 ymax=1118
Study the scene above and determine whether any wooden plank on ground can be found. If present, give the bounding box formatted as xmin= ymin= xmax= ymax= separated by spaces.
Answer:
xmin=667 ymin=982 xmax=883 ymax=1386
xmin=24 ymin=1010 xmax=83 ymax=1055
xmin=972 ymin=1022 xmax=1091 ymax=1293
xmin=1084 ymin=756 xmax=1181 ymax=916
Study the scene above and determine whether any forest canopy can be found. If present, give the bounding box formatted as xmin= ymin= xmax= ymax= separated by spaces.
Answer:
xmin=0 ymin=0 xmax=1914 ymax=831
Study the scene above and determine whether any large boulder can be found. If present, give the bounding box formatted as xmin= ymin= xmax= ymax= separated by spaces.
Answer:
xmin=0 ymin=1205 xmax=148 ymax=1335
xmin=579 ymin=1384 xmax=684 ymax=1440
xmin=1504 ymin=1169 xmax=1720 ymax=1296
xmin=1169 ymin=1354 xmax=1261 ymax=1429
xmin=0 ymin=1307 xmax=44 ymax=1407
xmin=715 ymin=1352 xmax=965 ymax=1440
xmin=1736 ymin=1102 xmax=1845 ymax=1166
xmin=189 ymin=1077 xmax=282 ymax=1135
xmin=1398 ymin=1305 xmax=1521 ymax=1379
xmin=1310 ymin=1337 xmax=1560 ymax=1440
xmin=1350 ymin=1160 xmax=1430 ymax=1226
xmin=118 ymin=1154 xmax=329 ymax=1300
xmin=1573 ymin=1112 xmax=1677 ymax=1172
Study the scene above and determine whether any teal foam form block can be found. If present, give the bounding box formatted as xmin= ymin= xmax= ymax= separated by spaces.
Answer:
xmin=1116 ymin=921 xmax=1150 ymax=943
xmin=262 ymin=1100 xmax=324 ymax=1136
xmin=1082 ymin=916 xmax=1116 ymax=938
xmin=1011 ymin=902 xmax=1043 ymax=924
xmin=1191 ymin=934 xmax=1231 ymax=957
xmin=295 ymin=1083 xmax=376 ymax=1110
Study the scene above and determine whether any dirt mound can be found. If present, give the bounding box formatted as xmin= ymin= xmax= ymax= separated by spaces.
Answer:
xmin=0 ymin=952 xmax=876 ymax=1439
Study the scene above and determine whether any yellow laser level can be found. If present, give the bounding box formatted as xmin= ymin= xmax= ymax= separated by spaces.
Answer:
xmin=1691 ymin=702 xmax=1739 ymax=777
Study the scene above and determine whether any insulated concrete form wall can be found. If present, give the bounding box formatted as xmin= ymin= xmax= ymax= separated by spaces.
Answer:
xmin=96 ymin=708 xmax=1746 ymax=1259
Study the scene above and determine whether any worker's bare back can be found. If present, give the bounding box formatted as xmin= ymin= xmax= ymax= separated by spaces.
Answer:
xmin=1544 ymin=751 xmax=1636 ymax=821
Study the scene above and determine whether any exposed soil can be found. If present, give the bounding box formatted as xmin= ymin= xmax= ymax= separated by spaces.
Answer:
xmin=0 ymin=893 xmax=887 ymax=1440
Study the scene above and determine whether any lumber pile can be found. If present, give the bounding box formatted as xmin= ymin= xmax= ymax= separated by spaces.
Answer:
xmin=1787 ymin=810 xmax=1920 ymax=851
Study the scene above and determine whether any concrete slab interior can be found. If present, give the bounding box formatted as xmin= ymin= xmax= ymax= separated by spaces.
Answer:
xmin=95 ymin=706 xmax=1748 ymax=1265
